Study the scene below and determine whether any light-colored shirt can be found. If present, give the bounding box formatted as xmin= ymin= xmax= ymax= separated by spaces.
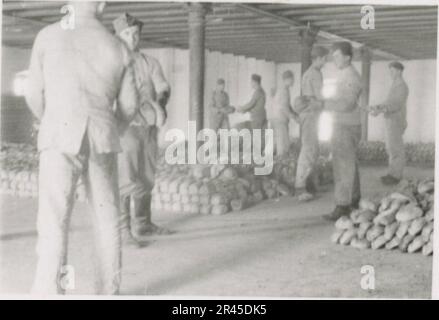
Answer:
xmin=130 ymin=51 xmax=170 ymax=127
xmin=324 ymin=64 xmax=362 ymax=126
xmin=271 ymin=86 xmax=294 ymax=122
xmin=302 ymin=66 xmax=323 ymax=100
xmin=25 ymin=17 xmax=138 ymax=155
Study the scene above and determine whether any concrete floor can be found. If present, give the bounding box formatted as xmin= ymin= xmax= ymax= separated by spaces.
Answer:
xmin=0 ymin=165 xmax=433 ymax=298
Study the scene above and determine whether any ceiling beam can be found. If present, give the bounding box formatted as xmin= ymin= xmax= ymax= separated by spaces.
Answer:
xmin=237 ymin=3 xmax=404 ymax=60
xmin=282 ymin=8 xmax=436 ymax=20
xmin=2 ymin=1 xmax=64 ymax=11
xmin=308 ymin=14 xmax=437 ymax=27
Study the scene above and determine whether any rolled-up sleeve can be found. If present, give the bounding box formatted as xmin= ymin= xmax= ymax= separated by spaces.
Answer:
xmin=25 ymin=31 xmax=45 ymax=120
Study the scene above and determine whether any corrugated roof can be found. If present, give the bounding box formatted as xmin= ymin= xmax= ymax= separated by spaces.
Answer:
xmin=2 ymin=1 xmax=437 ymax=62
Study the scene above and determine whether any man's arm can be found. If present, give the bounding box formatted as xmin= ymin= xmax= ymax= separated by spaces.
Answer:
xmin=381 ymin=83 xmax=408 ymax=114
xmin=116 ymin=61 xmax=139 ymax=125
xmin=280 ymin=89 xmax=297 ymax=120
xmin=239 ymin=90 xmax=259 ymax=112
xmin=150 ymin=57 xmax=170 ymax=106
xmin=311 ymin=72 xmax=324 ymax=101
xmin=149 ymin=56 xmax=170 ymax=121
xmin=25 ymin=32 xmax=45 ymax=120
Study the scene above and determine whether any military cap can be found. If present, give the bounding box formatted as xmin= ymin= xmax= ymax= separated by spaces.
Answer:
xmin=251 ymin=74 xmax=262 ymax=83
xmin=113 ymin=13 xmax=144 ymax=34
xmin=282 ymin=70 xmax=294 ymax=79
xmin=217 ymin=78 xmax=225 ymax=85
xmin=389 ymin=61 xmax=404 ymax=71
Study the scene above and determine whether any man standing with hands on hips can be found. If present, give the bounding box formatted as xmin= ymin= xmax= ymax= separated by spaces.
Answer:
xmin=113 ymin=13 xmax=172 ymax=246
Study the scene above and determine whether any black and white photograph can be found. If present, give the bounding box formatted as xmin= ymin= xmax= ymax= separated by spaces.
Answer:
xmin=0 ymin=0 xmax=437 ymax=300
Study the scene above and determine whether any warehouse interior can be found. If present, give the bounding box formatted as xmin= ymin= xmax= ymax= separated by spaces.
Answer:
xmin=0 ymin=1 xmax=437 ymax=297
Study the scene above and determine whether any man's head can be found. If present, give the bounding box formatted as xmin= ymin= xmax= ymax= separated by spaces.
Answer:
xmin=69 ymin=1 xmax=106 ymax=19
xmin=251 ymin=74 xmax=261 ymax=89
xmin=113 ymin=13 xmax=143 ymax=51
xmin=311 ymin=46 xmax=329 ymax=69
xmin=331 ymin=41 xmax=353 ymax=69
xmin=282 ymin=70 xmax=294 ymax=87
xmin=216 ymin=78 xmax=225 ymax=91
xmin=388 ymin=61 xmax=404 ymax=80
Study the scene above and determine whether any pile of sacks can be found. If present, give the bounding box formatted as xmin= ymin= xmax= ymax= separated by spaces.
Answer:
xmin=151 ymin=160 xmax=295 ymax=215
xmin=290 ymin=139 xmax=434 ymax=167
xmin=0 ymin=142 xmax=333 ymax=207
xmin=0 ymin=143 xmax=87 ymax=201
xmin=357 ymin=141 xmax=389 ymax=164
xmin=331 ymin=178 xmax=434 ymax=256
xmin=0 ymin=143 xmax=39 ymax=198
xmin=405 ymin=142 xmax=435 ymax=167
xmin=356 ymin=141 xmax=434 ymax=166
xmin=151 ymin=148 xmax=333 ymax=215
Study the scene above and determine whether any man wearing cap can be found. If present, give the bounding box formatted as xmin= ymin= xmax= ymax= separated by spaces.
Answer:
xmin=270 ymin=70 xmax=297 ymax=156
xmin=210 ymin=78 xmax=235 ymax=131
xmin=26 ymin=1 xmax=138 ymax=294
xmin=113 ymin=13 xmax=172 ymax=244
xmin=322 ymin=42 xmax=363 ymax=220
xmin=237 ymin=74 xmax=267 ymax=130
xmin=366 ymin=61 xmax=409 ymax=185
xmin=294 ymin=46 xmax=329 ymax=201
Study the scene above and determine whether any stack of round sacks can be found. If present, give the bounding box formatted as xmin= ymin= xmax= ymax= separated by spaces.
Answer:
xmin=151 ymin=160 xmax=295 ymax=216
xmin=357 ymin=141 xmax=388 ymax=164
xmin=405 ymin=142 xmax=435 ymax=167
xmin=331 ymin=178 xmax=434 ymax=256
xmin=151 ymin=140 xmax=335 ymax=215
xmin=356 ymin=141 xmax=434 ymax=167
xmin=0 ymin=143 xmax=39 ymax=198
xmin=0 ymin=143 xmax=87 ymax=202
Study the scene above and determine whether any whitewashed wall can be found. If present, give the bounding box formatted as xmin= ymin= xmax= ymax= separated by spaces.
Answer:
xmin=1 ymin=45 xmax=436 ymax=145
xmin=142 ymin=48 xmax=277 ymax=145
xmin=277 ymin=59 xmax=437 ymax=143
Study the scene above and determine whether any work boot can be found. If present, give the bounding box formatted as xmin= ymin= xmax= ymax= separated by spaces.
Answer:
xmin=296 ymin=187 xmax=315 ymax=202
xmin=305 ymin=175 xmax=318 ymax=194
xmin=131 ymin=195 xmax=174 ymax=237
xmin=351 ymin=198 xmax=361 ymax=210
xmin=381 ymin=175 xmax=400 ymax=186
xmin=121 ymin=227 xmax=148 ymax=248
xmin=120 ymin=198 xmax=148 ymax=248
xmin=323 ymin=205 xmax=351 ymax=221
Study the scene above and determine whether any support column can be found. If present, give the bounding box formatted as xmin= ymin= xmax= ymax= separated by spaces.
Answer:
xmin=299 ymin=26 xmax=318 ymax=77
xmin=360 ymin=46 xmax=372 ymax=141
xmin=187 ymin=3 xmax=210 ymax=132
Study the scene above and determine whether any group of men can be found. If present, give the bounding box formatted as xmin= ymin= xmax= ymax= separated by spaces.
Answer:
xmin=24 ymin=1 xmax=409 ymax=295
xmin=209 ymin=43 xmax=409 ymax=219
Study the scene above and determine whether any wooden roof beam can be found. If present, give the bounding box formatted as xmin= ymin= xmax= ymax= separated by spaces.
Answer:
xmin=237 ymin=3 xmax=403 ymax=60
